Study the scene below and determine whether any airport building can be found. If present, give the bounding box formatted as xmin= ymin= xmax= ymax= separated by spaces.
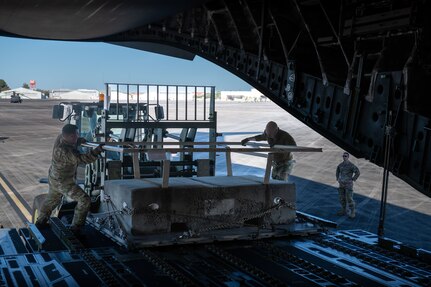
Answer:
xmin=0 ymin=87 xmax=42 ymax=99
xmin=220 ymin=88 xmax=267 ymax=102
xmin=1 ymin=86 xmax=266 ymax=103
xmin=49 ymin=89 xmax=99 ymax=100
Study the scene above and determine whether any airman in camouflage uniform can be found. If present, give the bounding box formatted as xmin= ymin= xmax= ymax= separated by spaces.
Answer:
xmin=336 ymin=152 xmax=360 ymax=218
xmin=241 ymin=121 xmax=297 ymax=181
xmin=35 ymin=124 xmax=103 ymax=233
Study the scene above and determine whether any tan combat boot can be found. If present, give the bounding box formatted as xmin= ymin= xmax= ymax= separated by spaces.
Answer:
xmin=348 ymin=207 xmax=356 ymax=219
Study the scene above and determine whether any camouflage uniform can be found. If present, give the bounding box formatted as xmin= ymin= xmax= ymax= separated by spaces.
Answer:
xmin=255 ymin=129 xmax=296 ymax=181
xmin=36 ymin=134 xmax=99 ymax=229
xmin=336 ymin=161 xmax=360 ymax=215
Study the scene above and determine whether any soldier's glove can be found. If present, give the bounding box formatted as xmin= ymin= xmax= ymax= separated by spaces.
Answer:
xmin=241 ymin=138 xmax=249 ymax=146
xmin=93 ymin=144 xmax=105 ymax=155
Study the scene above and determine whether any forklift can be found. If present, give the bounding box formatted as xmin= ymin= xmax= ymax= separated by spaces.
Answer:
xmin=33 ymin=82 xmax=218 ymax=224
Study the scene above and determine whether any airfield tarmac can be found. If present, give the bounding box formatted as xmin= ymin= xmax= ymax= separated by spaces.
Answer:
xmin=0 ymin=99 xmax=430 ymax=250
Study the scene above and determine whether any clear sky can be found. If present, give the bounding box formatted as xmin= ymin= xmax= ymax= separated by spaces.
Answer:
xmin=0 ymin=36 xmax=251 ymax=92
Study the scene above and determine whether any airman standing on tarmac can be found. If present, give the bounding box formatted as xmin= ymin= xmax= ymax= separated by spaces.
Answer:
xmin=241 ymin=121 xmax=296 ymax=181
xmin=336 ymin=152 xmax=360 ymax=218
xmin=35 ymin=124 xmax=104 ymax=235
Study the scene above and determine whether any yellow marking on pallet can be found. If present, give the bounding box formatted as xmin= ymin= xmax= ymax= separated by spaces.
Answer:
xmin=0 ymin=177 xmax=32 ymax=221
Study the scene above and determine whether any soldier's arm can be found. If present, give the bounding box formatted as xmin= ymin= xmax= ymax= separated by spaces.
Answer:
xmin=76 ymin=144 xmax=104 ymax=164
xmin=241 ymin=133 xmax=265 ymax=145
xmin=336 ymin=166 xmax=340 ymax=181
xmin=76 ymin=152 xmax=99 ymax=164
xmin=54 ymin=148 xmax=79 ymax=167
xmin=286 ymin=133 xmax=296 ymax=146
xmin=54 ymin=146 xmax=97 ymax=167
xmin=253 ymin=133 xmax=267 ymax=141
xmin=352 ymin=165 xmax=360 ymax=181
xmin=276 ymin=131 xmax=296 ymax=146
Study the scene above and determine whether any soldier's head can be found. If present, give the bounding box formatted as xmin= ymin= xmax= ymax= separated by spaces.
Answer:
xmin=265 ymin=121 xmax=279 ymax=139
xmin=342 ymin=152 xmax=350 ymax=162
xmin=62 ymin=124 xmax=79 ymax=145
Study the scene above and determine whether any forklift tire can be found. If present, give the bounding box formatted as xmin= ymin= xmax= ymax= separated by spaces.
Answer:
xmin=32 ymin=194 xmax=48 ymax=223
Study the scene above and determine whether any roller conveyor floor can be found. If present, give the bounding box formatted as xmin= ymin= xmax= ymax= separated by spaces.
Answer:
xmin=1 ymin=222 xmax=430 ymax=287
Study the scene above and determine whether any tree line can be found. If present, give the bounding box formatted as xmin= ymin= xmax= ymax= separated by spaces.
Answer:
xmin=0 ymin=79 xmax=9 ymax=92
xmin=1 ymin=79 xmax=29 ymax=91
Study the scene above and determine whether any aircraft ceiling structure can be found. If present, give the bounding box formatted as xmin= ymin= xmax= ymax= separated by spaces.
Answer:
xmin=1 ymin=0 xmax=430 ymax=196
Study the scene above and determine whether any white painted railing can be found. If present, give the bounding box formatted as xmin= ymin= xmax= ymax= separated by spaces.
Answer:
xmin=83 ymin=142 xmax=322 ymax=188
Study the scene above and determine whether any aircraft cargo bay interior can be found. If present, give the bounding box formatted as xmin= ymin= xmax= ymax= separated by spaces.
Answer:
xmin=0 ymin=1 xmax=431 ymax=286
